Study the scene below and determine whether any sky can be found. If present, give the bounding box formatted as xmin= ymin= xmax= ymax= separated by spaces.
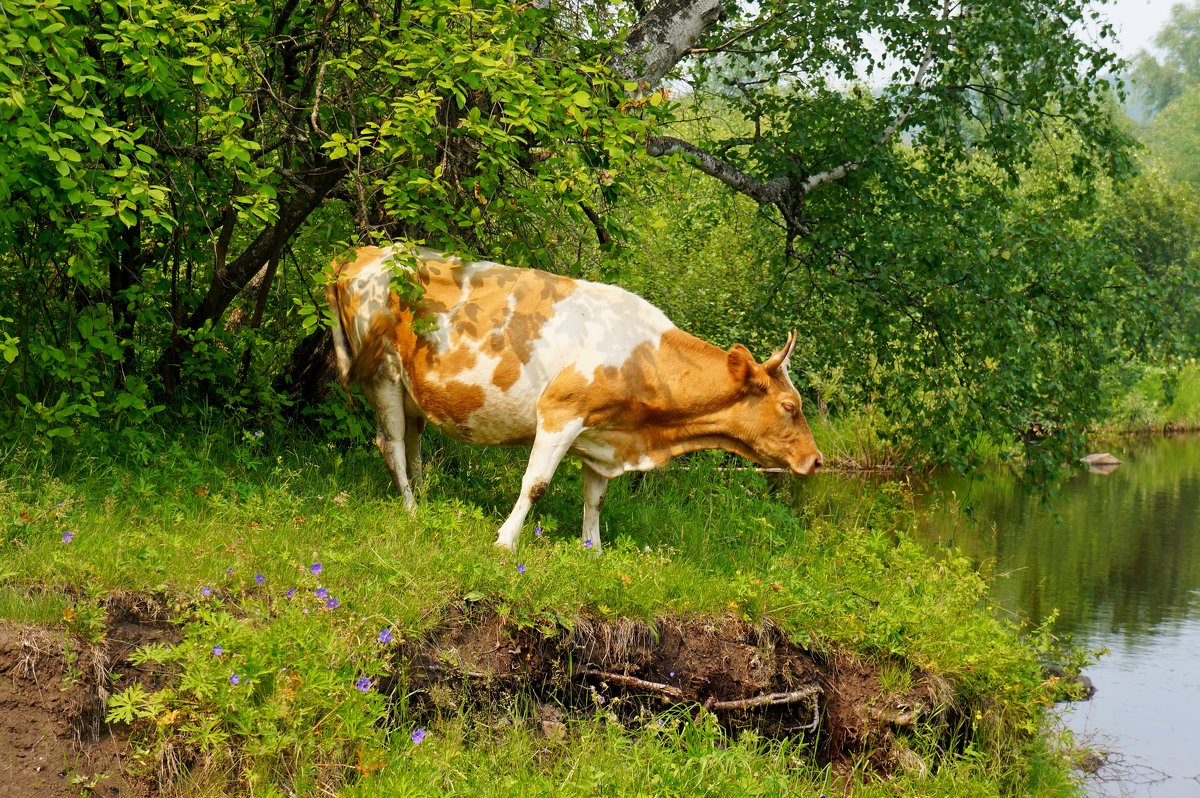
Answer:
xmin=1101 ymin=0 xmax=1182 ymax=59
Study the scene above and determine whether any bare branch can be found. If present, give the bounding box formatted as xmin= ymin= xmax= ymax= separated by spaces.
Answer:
xmin=705 ymin=685 xmax=822 ymax=711
xmin=576 ymin=669 xmax=684 ymax=700
xmin=645 ymin=135 xmax=790 ymax=204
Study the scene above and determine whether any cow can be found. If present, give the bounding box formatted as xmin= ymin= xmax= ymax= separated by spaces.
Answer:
xmin=326 ymin=245 xmax=823 ymax=552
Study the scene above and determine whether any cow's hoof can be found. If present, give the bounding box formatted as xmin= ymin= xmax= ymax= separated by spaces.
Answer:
xmin=494 ymin=538 xmax=516 ymax=551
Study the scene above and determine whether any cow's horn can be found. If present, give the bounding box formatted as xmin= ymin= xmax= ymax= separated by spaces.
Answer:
xmin=763 ymin=331 xmax=797 ymax=373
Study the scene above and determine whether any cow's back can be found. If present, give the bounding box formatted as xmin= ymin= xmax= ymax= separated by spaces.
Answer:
xmin=330 ymin=247 xmax=676 ymax=445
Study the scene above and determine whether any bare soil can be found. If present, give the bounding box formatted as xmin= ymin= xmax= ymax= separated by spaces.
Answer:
xmin=1 ymin=593 xmax=957 ymax=795
xmin=0 ymin=593 xmax=175 ymax=798
xmin=407 ymin=604 xmax=958 ymax=769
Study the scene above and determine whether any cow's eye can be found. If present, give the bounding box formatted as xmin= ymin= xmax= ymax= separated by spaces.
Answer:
xmin=781 ymin=401 xmax=796 ymax=416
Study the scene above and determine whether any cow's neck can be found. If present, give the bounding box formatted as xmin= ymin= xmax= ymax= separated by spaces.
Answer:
xmin=638 ymin=332 xmax=765 ymax=465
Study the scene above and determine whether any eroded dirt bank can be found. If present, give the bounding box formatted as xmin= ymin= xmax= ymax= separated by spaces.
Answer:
xmin=2 ymin=593 xmax=962 ymax=795
xmin=0 ymin=593 xmax=175 ymax=798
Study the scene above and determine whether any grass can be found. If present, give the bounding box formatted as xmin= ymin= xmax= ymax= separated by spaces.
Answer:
xmin=1107 ymin=361 xmax=1200 ymax=432
xmin=0 ymin=424 xmax=1084 ymax=796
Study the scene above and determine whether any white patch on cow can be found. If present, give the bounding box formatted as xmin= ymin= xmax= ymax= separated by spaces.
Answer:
xmin=531 ymin=283 xmax=674 ymax=384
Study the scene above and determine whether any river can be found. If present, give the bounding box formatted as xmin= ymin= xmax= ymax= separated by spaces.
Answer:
xmin=913 ymin=435 xmax=1200 ymax=797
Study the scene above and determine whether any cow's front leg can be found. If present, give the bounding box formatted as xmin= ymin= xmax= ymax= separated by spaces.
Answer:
xmin=581 ymin=464 xmax=609 ymax=554
xmin=495 ymin=419 xmax=584 ymax=550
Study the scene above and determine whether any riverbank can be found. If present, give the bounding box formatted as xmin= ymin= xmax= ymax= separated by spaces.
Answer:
xmin=1 ymin=430 xmax=1083 ymax=796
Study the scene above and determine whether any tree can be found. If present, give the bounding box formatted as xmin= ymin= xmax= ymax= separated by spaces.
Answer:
xmin=1145 ymin=85 xmax=1200 ymax=191
xmin=0 ymin=0 xmax=1142 ymax=471
xmin=1131 ymin=1 xmax=1200 ymax=115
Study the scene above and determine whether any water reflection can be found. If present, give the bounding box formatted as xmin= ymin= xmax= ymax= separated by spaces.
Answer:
xmin=914 ymin=436 xmax=1200 ymax=644
xmin=911 ymin=435 xmax=1200 ymax=797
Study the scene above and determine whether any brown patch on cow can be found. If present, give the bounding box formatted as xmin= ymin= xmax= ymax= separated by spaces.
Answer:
xmin=395 ymin=257 xmax=575 ymax=401
xmin=528 ymin=481 xmax=549 ymax=503
xmin=337 ymin=245 xmax=384 ymax=279
xmin=348 ymin=312 xmax=395 ymax=384
xmin=415 ymin=379 xmax=486 ymax=429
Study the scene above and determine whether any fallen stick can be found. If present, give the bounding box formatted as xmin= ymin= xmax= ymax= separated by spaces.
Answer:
xmin=705 ymin=685 xmax=822 ymax=712
xmin=575 ymin=669 xmax=684 ymax=700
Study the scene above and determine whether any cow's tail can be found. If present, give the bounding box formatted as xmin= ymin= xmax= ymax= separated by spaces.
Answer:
xmin=325 ymin=280 xmax=356 ymax=393
xmin=325 ymin=281 xmax=393 ymax=392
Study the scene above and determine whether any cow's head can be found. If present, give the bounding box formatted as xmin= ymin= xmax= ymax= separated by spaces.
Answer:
xmin=726 ymin=332 xmax=823 ymax=476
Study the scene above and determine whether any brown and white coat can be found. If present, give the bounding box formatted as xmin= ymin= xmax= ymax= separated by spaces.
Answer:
xmin=327 ymin=246 xmax=822 ymax=551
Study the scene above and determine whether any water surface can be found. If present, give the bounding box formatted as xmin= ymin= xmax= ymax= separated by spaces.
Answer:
xmin=913 ymin=435 xmax=1200 ymax=797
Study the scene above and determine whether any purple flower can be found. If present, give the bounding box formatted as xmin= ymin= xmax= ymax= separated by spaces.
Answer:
xmin=669 ymin=672 xmax=675 ymax=678
xmin=326 ymin=596 xmax=339 ymax=609
xmin=355 ymin=676 xmax=371 ymax=692
xmin=411 ymin=728 xmax=426 ymax=744
xmin=229 ymin=673 xmax=241 ymax=685
xmin=534 ymin=524 xmax=542 ymax=537
xmin=286 ymin=588 xmax=296 ymax=599
xmin=61 ymin=530 xmax=74 ymax=543
xmin=379 ymin=628 xmax=394 ymax=644
xmin=212 ymin=645 xmax=223 ymax=657
xmin=201 ymin=586 xmax=212 ymax=597
xmin=310 ymin=562 xmax=323 ymax=575
xmin=597 ymin=694 xmax=606 ymax=704
xmin=517 ymin=564 xmax=526 ymax=574
xmin=254 ymin=573 xmax=265 ymax=585
xmin=584 ymin=539 xmax=593 ymax=549
xmin=226 ymin=567 xmax=233 ymax=576
xmin=315 ymin=587 xmax=328 ymax=599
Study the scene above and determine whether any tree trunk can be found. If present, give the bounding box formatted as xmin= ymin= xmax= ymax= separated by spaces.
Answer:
xmin=158 ymin=162 xmax=347 ymax=401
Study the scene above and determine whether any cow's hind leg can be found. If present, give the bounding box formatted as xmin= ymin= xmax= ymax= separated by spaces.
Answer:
xmin=581 ymin=464 xmax=609 ymax=554
xmin=403 ymin=399 xmax=426 ymax=493
xmin=365 ymin=382 xmax=417 ymax=510
xmin=495 ymin=419 xmax=584 ymax=550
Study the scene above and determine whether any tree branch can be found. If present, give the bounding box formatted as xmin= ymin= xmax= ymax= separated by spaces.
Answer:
xmin=645 ymin=135 xmax=790 ymax=204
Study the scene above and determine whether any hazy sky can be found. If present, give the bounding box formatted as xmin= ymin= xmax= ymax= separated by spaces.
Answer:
xmin=1102 ymin=0 xmax=1181 ymax=58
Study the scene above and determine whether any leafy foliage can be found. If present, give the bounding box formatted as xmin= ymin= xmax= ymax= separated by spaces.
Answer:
xmin=1131 ymin=0 xmax=1200 ymax=115
xmin=0 ymin=0 xmax=655 ymax=446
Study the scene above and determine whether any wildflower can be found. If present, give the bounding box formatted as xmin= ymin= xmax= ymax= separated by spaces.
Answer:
xmin=379 ymin=628 xmax=394 ymax=644
xmin=226 ymin=567 xmax=233 ymax=575
xmin=326 ymin=596 xmax=339 ymax=609
xmin=584 ymin=539 xmax=593 ymax=549
xmin=230 ymin=674 xmax=241 ymax=685
xmin=286 ymin=588 xmax=296 ymax=599
xmin=411 ymin=728 xmax=426 ymax=744
xmin=254 ymin=573 xmax=265 ymax=585
xmin=669 ymin=672 xmax=675 ymax=678
xmin=534 ymin=524 xmax=542 ymax=537
xmin=253 ymin=430 xmax=263 ymax=438
xmin=355 ymin=676 xmax=372 ymax=692
xmin=517 ymin=564 xmax=526 ymax=574
xmin=310 ymin=562 xmax=323 ymax=575
xmin=61 ymin=531 xmax=74 ymax=543
xmin=212 ymin=645 xmax=223 ymax=657
xmin=201 ymin=586 xmax=212 ymax=597
xmin=316 ymin=587 xmax=328 ymax=599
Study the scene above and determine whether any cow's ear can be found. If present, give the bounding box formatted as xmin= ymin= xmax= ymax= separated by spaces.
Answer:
xmin=728 ymin=344 xmax=769 ymax=394
xmin=763 ymin=331 xmax=797 ymax=375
